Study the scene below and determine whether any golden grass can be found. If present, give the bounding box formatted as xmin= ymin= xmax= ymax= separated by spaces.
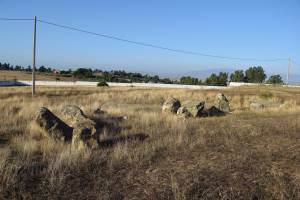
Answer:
xmin=0 ymin=85 xmax=300 ymax=199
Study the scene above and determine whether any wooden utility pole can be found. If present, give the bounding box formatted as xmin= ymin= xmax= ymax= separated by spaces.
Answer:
xmin=32 ymin=16 xmax=37 ymax=96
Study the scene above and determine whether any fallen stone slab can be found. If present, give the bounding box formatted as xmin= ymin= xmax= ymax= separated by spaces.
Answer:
xmin=202 ymin=106 xmax=225 ymax=117
xmin=35 ymin=107 xmax=73 ymax=141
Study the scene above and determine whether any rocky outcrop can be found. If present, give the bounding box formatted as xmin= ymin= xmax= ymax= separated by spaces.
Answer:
xmin=162 ymin=94 xmax=230 ymax=118
xmin=162 ymin=97 xmax=181 ymax=113
xmin=35 ymin=107 xmax=73 ymax=141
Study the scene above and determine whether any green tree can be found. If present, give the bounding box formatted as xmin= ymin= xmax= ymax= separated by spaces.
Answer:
xmin=180 ymin=76 xmax=199 ymax=85
xmin=73 ymin=68 xmax=93 ymax=79
xmin=205 ymin=72 xmax=228 ymax=86
xmin=245 ymin=66 xmax=266 ymax=83
xmin=38 ymin=66 xmax=47 ymax=72
xmin=266 ymin=75 xmax=284 ymax=85
xmin=230 ymin=70 xmax=245 ymax=82
xmin=205 ymin=73 xmax=218 ymax=86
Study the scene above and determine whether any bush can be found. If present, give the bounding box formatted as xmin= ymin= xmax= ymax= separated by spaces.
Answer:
xmin=97 ymin=81 xmax=109 ymax=87
xmin=259 ymin=91 xmax=274 ymax=99
xmin=266 ymin=75 xmax=284 ymax=85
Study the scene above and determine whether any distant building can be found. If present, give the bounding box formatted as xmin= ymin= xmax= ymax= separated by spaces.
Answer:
xmin=53 ymin=69 xmax=60 ymax=75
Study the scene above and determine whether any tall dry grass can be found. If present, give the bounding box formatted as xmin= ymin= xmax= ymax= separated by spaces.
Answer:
xmin=0 ymin=86 xmax=300 ymax=199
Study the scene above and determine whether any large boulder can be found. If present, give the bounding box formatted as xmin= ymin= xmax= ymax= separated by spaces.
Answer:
xmin=216 ymin=93 xmax=230 ymax=113
xmin=162 ymin=97 xmax=181 ymax=114
xmin=184 ymin=101 xmax=205 ymax=117
xmin=61 ymin=105 xmax=97 ymax=149
xmin=177 ymin=106 xmax=192 ymax=118
xmin=61 ymin=105 xmax=88 ymax=122
xmin=72 ymin=122 xmax=98 ymax=150
xmin=35 ymin=107 xmax=73 ymax=141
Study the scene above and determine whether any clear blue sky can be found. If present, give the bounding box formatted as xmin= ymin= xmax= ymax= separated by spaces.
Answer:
xmin=0 ymin=0 xmax=299 ymax=77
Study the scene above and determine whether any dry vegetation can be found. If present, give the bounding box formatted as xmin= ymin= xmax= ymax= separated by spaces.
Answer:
xmin=0 ymin=85 xmax=300 ymax=199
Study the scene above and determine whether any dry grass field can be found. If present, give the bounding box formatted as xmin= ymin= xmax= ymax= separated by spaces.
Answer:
xmin=0 ymin=70 xmax=74 ymax=81
xmin=0 ymin=85 xmax=300 ymax=199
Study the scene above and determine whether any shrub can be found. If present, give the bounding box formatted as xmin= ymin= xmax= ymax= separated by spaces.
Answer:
xmin=266 ymin=75 xmax=284 ymax=85
xmin=97 ymin=81 xmax=109 ymax=87
xmin=259 ymin=91 xmax=274 ymax=99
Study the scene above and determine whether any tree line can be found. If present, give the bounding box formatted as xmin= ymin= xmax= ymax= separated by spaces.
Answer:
xmin=0 ymin=62 xmax=284 ymax=85
xmin=180 ymin=66 xmax=283 ymax=85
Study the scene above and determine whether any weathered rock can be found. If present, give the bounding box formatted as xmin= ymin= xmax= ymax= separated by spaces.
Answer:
xmin=162 ymin=97 xmax=181 ymax=114
xmin=61 ymin=105 xmax=87 ymax=122
xmin=250 ymin=102 xmax=265 ymax=111
xmin=184 ymin=101 xmax=205 ymax=117
xmin=72 ymin=122 xmax=98 ymax=149
xmin=216 ymin=93 xmax=230 ymax=113
xmin=177 ymin=106 xmax=192 ymax=118
xmin=61 ymin=105 xmax=98 ymax=149
xmin=93 ymin=108 xmax=105 ymax=116
xmin=35 ymin=107 xmax=72 ymax=141
xmin=203 ymin=106 xmax=225 ymax=117
xmin=249 ymin=101 xmax=281 ymax=111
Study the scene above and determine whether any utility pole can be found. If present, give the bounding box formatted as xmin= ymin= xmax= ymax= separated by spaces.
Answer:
xmin=32 ymin=16 xmax=37 ymax=96
xmin=287 ymin=57 xmax=291 ymax=85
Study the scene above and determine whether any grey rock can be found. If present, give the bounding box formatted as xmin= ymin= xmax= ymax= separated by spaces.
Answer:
xmin=162 ymin=97 xmax=181 ymax=114
xmin=250 ymin=102 xmax=265 ymax=111
xmin=61 ymin=105 xmax=87 ymax=122
xmin=177 ymin=106 xmax=192 ymax=118
xmin=61 ymin=105 xmax=97 ymax=149
xmin=216 ymin=93 xmax=230 ymax=113
xmin=184 ymin=101 xmax=205 ymax=117
xmin=202 ymin=106 xmax=225 ymax=117
xmin=35 ymin=107 xmax=72 ymax=141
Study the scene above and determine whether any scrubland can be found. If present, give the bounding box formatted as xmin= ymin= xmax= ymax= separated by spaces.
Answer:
xmin=0 ymin=86 xmax=300 ymax=199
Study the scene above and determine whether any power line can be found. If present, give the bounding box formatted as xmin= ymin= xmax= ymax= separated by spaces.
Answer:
xmin=0 ymin=17 xmax=290 ymax=62
xmin=0 ymin=17 xmax=33 ymax=21
xmin=37 ymin=19 xmax=288 ymax=62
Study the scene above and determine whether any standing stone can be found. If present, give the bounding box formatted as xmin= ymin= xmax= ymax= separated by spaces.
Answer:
xmin=162 ymin=97 xmax=181 ymax=114
xmin=35 ymin=107 xmax=73 ymax=141
xmin=216 ymin=93 xmax=230 ymax=113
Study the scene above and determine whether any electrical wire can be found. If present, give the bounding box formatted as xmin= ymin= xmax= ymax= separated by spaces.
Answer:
xmin=37 ymin=19 xmax=289 ymax=62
